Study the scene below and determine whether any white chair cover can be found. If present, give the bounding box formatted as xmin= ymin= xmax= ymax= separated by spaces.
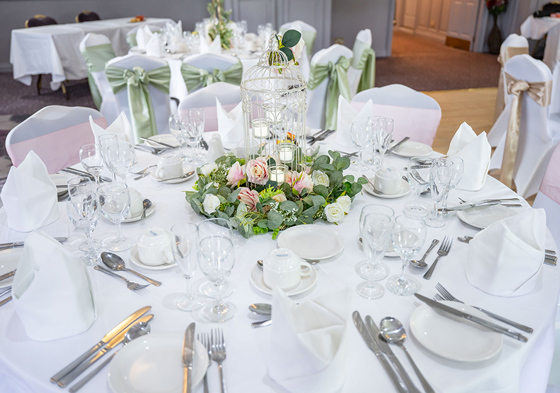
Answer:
xmin=181 ymin=53 xmax=240 ymax=96
xmin=489 ymin=55 xmax=559 ymax=198
xmin=348 ymin=29 xmax=372 ymax=97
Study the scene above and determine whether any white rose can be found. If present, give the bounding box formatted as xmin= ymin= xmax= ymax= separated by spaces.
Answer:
xmin=202 ymin=194 xmax=220 ymax=214
xmin=312 ymin=170 xmax=329 ymax=187
xmin=200 ymin=163 xmax=218 ymax=176
xmin=325 ymin=203 xmax=344 ymax=223
xmin=337 ymin=195 xmax=351 ymax=213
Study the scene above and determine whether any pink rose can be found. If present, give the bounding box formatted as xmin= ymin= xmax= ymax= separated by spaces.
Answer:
xmin=293 ymin=172 xmax=314 ymax=193
xmin=237 ymin=187 xmax=260 ymax=211
xmin=272 ymin=193 xmax=287 ymax=203
xmin=246 ymin=157 xmax=269 ymax=185
xmin=285 ymin=170 xmax=296 ymax=186
xmin=226 ymin=161 xmax=245 ymax=186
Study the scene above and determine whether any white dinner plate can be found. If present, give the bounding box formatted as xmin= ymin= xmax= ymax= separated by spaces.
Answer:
xmin=410 ymin=301 xmax=503 ymax=363
xmin=249 ymin=264 xmax=318 ymax=296
xmin=144 ymin=135 xmax=181 ymax=148
xmin=363 ymin=179 xmax=411 ymax=199
xmin=129 ymin=246 xmax=176 ymax=271
xmin=277 ymin=225 xmax=344 ymax=260
xmin=0 ymin=249 xmax=22 ymax=289
xmin=108 ymin=333 xmax=208 ymax=393
xmin=457 ymin=205 xmax=519 ymax=229
xmin=151 ymin=168 xmax=195 ymax=184
xmin=391 ymin=141 xmax=432 ymax=158
xmin=123 ymin=201 xmax=156 ymax=223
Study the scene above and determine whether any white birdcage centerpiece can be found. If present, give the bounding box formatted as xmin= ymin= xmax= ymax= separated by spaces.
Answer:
xmin=240 ymin=34 xmax=307 ymax=186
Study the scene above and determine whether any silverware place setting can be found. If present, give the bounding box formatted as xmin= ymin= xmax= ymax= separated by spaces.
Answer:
xmin=423 ymin=235 xmax=453 ymax=280
xmin=93 ymin=265 xmax=151 ymax=291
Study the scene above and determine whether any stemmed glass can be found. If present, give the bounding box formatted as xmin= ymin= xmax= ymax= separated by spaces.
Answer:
xmin=350 ymin=119 xmax=372 ymax=172
xmin=79 ymin=144 xmax=104 ymax=184
xmin=98 ymin=134 xmax=119 ymax=181
xmin=404 ymin=157 xmax=433 ymax=219
xmin=97 ymin=182 xmax=135 ymax=252
xmin=387 ymin=216 xmax=426 ymax=296
xmin=424 ymin=156 xmax=463 ymax=228
xmin=373 ymin=117 xmax=394 ymax=169
xmin=441 ymin=156 xmax=464 ymax=214
xmin=171 ymin=222 xmax=205 ymax=312
xmin=169 ymin=114 xmax=189 ymax=159
xmin=187 ymin=108 xmax=205 ymax=165
xmin=106 ymin=141 xmax=135 ymax=185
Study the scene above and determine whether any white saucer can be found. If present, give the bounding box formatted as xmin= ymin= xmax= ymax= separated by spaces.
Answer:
xmin=123 ymin=201 xmax=156 ymax=223
xmin=457 ymin=205 xmax=519 ymax=229
xmin=277 ymin=225 xmax=344 ymax=260
xmin=129 ymin=245 xmax=176 ymax=271
xmin=363 ymin=179 xmax=411 ymax=199
xmin=0 ymin=249 xmax=22 ymax=289
xmin=144 ymin=134 xmax=181 ymax=148
xmin=151 ymin=168 xmax=195 ymax=184
xmin=391 ymin=141 xmax=432 ymax=158
xmin=249 ymin=264 xmax=318 ymax=296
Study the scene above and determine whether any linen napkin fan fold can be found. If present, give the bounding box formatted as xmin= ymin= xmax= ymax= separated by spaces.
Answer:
xmin=0 ymin=151 xmax=59 ymax=233
xmin=336 ymin=96 xmax=372 ymax=149
xmin=89 ymin=112 xmax=132 ymax=142
xmin=136 ymin=26 xmax=153 ymax=51
xmin=12 ymin=231 xmax=96 ymax=341
xmin=216 ymin=98 xmax=243 ymax=149
xmin=201 ymin=35 xmax=222 ymax=54
xmin=145 ymin=33 xmax=164 ymax=57
xmin=466 ymin=208 xmax=546 ymax=297
xmin=268 ymin=288 xmax=350 ymax=393
xmin=447 ymin=122 xmax=491 ymax=191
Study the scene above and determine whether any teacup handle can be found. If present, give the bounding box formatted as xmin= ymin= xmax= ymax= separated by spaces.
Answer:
xmin=300 ymin=261 xmax=312 ymax=278
xmin=156 ymin=166 xmax=166 ymax=179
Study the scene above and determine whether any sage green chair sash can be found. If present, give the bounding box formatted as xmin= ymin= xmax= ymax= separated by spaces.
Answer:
xmin=180 ymin=60 xmax=242 ymax=92
xmin=351 ymin=39 xmax=375 ymax=92
xmin=308 ymin=56 xmax=351 ymax=130
xmin=106 ymin=64 xmax=171 ymax=140
xmin=126 ymin=33 xmax=137 ymax=49
xmin=80 ymin=43 xmax=116 ymax=110
xmin=279 ymin=27 xmax=316 ymax=57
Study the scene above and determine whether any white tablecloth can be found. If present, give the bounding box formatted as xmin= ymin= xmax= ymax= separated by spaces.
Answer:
xmin=10 ymin=17 xmax=174 ymax=89
xmin=520 ymin=15 xmax=560 ymax=70
xmin=0 ymin=144 xmax=558 ymax=393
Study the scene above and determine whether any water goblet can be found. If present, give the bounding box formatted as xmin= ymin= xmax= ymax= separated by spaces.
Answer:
xmin=97 ymin=182 xmax=135 ymax=252
xmin=79 ymin=144 xmax=104 ymax=184
xmin=424 ymin=156 xmax=457 ymax=228
xmin=98 ymin=134 xmax=119 ymax=181
xmin=404 ymin=157 xmax=433 ymax=219
xmin=66 ymin=179 xmax=99 ymax=266
xmin=373 ymin=117 xmax=394 ymax=169
xmin=442 ymin=156 xmax=464 ymax=213
xmin=169 ymin=114 xmax=189 ymax=159
xmin=350 ymin=119 xmax=373 ymax=172
xmin=187 ymin=116 xmax=205 ymax=166
xmin=106 ymin=141 xmax=135 ymax=185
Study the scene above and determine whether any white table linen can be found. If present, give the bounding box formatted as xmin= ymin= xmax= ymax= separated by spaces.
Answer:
xmin=0 ymin=143 xmax=558 ymax=393
xmin=520 ymin=16 xmax=560 ymax=70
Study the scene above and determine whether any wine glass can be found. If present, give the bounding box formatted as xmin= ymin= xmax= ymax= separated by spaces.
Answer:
xmin=171 ymin=222 xmax=205 ymax=312
xmin=106 ymin=141 xmax=135 ymax=184
xmin=404 ymin=157 xmax=433 ymax=219
xmin=350 ymin=119 xmax=372 ymax=172
xmin=98 ymin=134 xmax=119 ymax=181
xmin=187 ymin=108 xmax=206 ymax=165
xmin=97 ymin=182 xmax=134 ymax=251
xmin=373 ymin=117 xmax=394 ymax=169
xmin=169 ymin=114 xmax=189 ymax=159
xmin=442 ymin=156 xmax=464 ymax=214
xmin=79 ymin=144 xmax=104 ymax=184
xmin=424 ymin=156 xmax=461 ymax=228
xmin=66 ymin=179 xmax=99 ymax=266
xmin=387 ymin=216 xmax=426 ymax=296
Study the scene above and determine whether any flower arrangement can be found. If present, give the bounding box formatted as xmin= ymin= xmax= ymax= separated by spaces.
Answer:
xmin=486 ymin=0 xmax=508 ymax=16
xmin=268 ymin=30 xmax=304 ymax=67
xmin=207 ymin=0 xmax=233 ymax=49
xmin=185 ymin=152 xmax=367 ymax=239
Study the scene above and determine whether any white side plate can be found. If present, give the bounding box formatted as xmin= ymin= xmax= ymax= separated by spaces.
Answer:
xmin=277 ymin=225 xmax=344 ymax=260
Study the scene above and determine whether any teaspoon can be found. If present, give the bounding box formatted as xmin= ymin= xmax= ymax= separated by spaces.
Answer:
xmin=248 ymin=303 xmax=272 ymax=316
xmin=101 ymin=252 xmax=162 ymax=287
xmin=141 ymin=199 xmax=152 ymax=220
xmin=410 ymin=239 xmax=439 ymax=269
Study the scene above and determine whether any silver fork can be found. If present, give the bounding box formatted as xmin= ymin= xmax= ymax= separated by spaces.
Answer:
xmin=435 ymin=283 xmax=533 ymax=333
xmin=423 ymin=235 xmax=453 ymax=280
xmin=198 ymin=333 xmax=212 ymax=393
xmin=93 ymin=265 xmax=150 ymax=291
xmin=211 ymin=328 xmax=227 ymax=393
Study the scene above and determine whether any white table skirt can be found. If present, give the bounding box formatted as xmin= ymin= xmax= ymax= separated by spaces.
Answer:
xmin=520 ymin=15 xmax=560 ymax=70
xmin=0 ymin=145 xmax=558 ymax=393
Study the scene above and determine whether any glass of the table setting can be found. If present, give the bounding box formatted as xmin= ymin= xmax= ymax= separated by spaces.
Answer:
xmin=97 ymin=182 xmax=135 ymax=252
xmin=387 ymin=215 xmax=426 ymax=296
xmin=98 ymin=134 xmax=119 ymax=181
xmin=373 ymin=117 xmax=394 ymax=170
xmin=424 ymin=156 xmax=463 ymax=228
xmin=171 ymin=222 xmax=206 ymax=312
xmin=350 ymin=118 xmax=373 ymax=172
xmin=187 ymin=117 xmax=205 ymax=166
xmin=440 ymin=156 xmax=464 ymax=215
xmin=79 ymin=143 xmax=104 ymax=184
xmin=106 ymin=141 xmax=135 ymax=185
xmin=404 ymin=156 xmax=433 ymax=219
xmin=169 ymin=113 xmax=189 ymax=159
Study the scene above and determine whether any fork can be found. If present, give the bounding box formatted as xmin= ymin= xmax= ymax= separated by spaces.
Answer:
xmin=435 ymin=283 xmax=533 ymax=333
xmin=93 ymin=265 xmax=150 ymax=291
xmin=423 ymin=235 xmax=453 ymax=280
xmin=211 ymin=328 xmax=227 ymax=393
xmin=198 ymin=333 xmax=212 ymax=393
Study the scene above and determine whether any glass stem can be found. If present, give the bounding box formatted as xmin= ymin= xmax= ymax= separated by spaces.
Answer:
xmin=116 ymin=221 xmax=124 ymax=242
xmin=358 ymin=147 xmax=364 ymax=167
xmin=185 ymin=276 xmax=193 ymax=300
xmin=400 ymin=256 xmax=408 ymax=278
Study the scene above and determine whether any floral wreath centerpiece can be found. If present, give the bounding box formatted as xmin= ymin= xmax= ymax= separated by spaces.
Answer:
xmin=185 ymin=31 xmax=367 ymax=238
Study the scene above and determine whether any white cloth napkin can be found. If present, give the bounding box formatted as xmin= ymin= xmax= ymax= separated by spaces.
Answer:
xmin=0 ymin=151 xmax=59 ymax=233
xmin=89 ymin=112 xmax=132 ymax=142
xmin=200 ymin=34 xmax=222 ymax=54
xmin=335 ymin=96 xmax=372 ymax=149
xmin=136 ymin=26 xmax=154 ymax=51
xmin=145 ymin=33 xmax=164 ymax=57
xmin=12 ymin=231 xmax=96 ymax=341
xmin=268 ymin=288 xmax=350 ymax=393
xmin=465 ymin=209 xmax=546 ymax=297
xmin=447 ymin=122 xmax=491 ymax=191
xmin=216 ymin=98 xmax=243 ymax=149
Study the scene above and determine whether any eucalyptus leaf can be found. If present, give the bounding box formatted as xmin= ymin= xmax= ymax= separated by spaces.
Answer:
xmin=267 ymin=211 xmax=284 ymax=229
xmin=225 ymin=205 xmax=235 ymax=217
xmin=258 ymin=219 xmax=269 ymax=229
xmin=357 ymin=176 xmax=368 ymax=185
xmin=313 ymin=185 xmax=329 ymax=199
xmin=328 ymin=150 xmax=341 ymax=160
xmin=334 ymin=156 xmax=351 ymax=171
xmin=227 ymin=188 xmax=242 ymax=203
xmin=280 ymin=200 xmax=298 ymax=212
xmin=282 ymin=30 xmax=301 ymax=47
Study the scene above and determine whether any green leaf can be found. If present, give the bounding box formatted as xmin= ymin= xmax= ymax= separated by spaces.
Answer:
xmin=227 ymin=188 xmax=242 ymax=203
xmin=329 ymin=171 xmax=344 ymax=187
xmin=216 ymin=211 xmax=229 ymax=220
xmin=258 ymin=219 xmax=269 ymax=229
xmin=279 ymin=200 xmax=298 ymax=212
xmin=279 ymin=46 xmax=294 ymax=61
xmin=334 ymin=156 xmax=351 ymax=171
xmin=344 ymin=174 xmax=355 ymax=183
xmin=224 ymin=205 xmax=235 ymax=217
xmin=218 ymin=186 xmax=231 ymax=199
xmin=190 ymin=198 xmax=202 ymax=215
xmin=282 ymin=30 xmax=301 ymax=47
xmin=328 ymin=150 xmax=341 ymax=160
xmin=313 ymin=185 xmax=329 ymax=199
xmin=311 ymin=195 xmax=326 ymax=206
xmin=317 ymin=163 xmax=335 ymax=172
xmin=267 ymin=211 xmax=284 ymax=229
xmin=357 ymin=176 xmax=368 ymax=185
xmin=350 ymin=182 xmax=363 ymax=196
xmin=314 ymin=155 xmax=330 ymax=166
xmin=216 ymin=195 xmax=227 ymax=204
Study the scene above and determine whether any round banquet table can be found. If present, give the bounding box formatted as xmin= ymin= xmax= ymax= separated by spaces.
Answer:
xmin=0 ymin=140 xmax=558 ymax=393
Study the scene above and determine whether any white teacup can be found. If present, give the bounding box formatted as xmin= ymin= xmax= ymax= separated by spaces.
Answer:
xmin=136 ymin=227 xmax=174 ymax=266
xmin=156 ymin=155 xmax=183 ymax=179
xmin=126 ymin=188 xmax=143 ymax=219
xmin=374 ymin=167 xmax=402 ymax=195
xmin=263 ymin=248 xmax=312 ymax=291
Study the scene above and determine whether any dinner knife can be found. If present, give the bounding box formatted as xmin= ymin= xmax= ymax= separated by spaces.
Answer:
xmin=438 ymin=201 xmax=501 ymax=212
xmin=387 ymin=137 xmax=410 ymax=153
xmin=0 ymin=237 xmax=67 ymax=251
xmin=352 ymin=311 xmax=407 ymax=393
xmin=365 ymin=315 xmax=421 ymax=393
xmin=0 ymin=296 xmax=12 ymax=307
xmin=183 ymin=322 xmax=196 ymax=393
xmin=414 ymin=294 xmax=528 ymax=342
xmin=140 ymin=137 xmax=176 ymax=149
xmin=50 ymin=305 xmax=151 ymax=384
xmin=0 ymin=270 xmax=15 ymax=282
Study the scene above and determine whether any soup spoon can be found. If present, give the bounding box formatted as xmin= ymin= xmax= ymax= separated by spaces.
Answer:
xmin=101 ymin=252 xmax=162 ymax=287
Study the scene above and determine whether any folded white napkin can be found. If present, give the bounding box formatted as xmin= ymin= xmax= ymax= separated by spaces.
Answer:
xmin=336 ymin=96 xmax=372 ymax=148
xmin=12 ymin=231 xmax=96 ymax=341
xmin=268 ymin=288 xmax=350 ymax=393
xmin=146 ymin=33 xmax=164 ymax=57
xmin=200 ymin=34 xmax=222 ymax=54
xmin=447 ymin=122 xmax=491 ymax=191
xmin=466 ymin=209 xmax=546 ymax=297
xmin=0 ymin=151 xmax=59 ymax=233
xmin=216 ymin=98 xmax=243 ymax=149
xmin=90 ymin=112 xmax=132 ymax=142
xmin=136 ymin=26 xmax=154 ymax=51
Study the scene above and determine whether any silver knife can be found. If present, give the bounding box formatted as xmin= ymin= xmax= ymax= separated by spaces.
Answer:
xmin=352 ymin=311 xmax=407 ymax=393
xmin=414 ymin=294 xmax=528 ymax=342
xmin=439 ymin=201 xmax=501 ymax=212
xmin=365 ymin=315 xmax=421 ymax=393
xmin=183 ymin=322 xmax=196 ymax=393
xmin=387 ymin=137 xmax=410 ymax=153
xmin=0 ymin=270 xmax=15 ymax=282
xmin=0 ymin=237 xmax=67 ymax=251
xmin=140 ymin=137 xmax=176 ymax=149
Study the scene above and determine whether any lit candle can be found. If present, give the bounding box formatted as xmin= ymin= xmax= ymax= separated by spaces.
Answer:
xmin=252 ymin=119 xmax=269 ymax=139
xmin=277 ymin=143 xmax=294 ymax=163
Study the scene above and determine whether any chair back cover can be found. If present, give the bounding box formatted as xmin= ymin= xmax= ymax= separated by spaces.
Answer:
xmin=534 ymin=143 xmax=560 ymax=248
xmin=307 ymin=44 xmax=353 ymax=130
xmin=6 ymin=106 xmax=105 ymax=174
xmin=277 ymin=22 xmax=310 ymax=80
xmin=348 ymin=29 xmax=375 ymax=96
xmin=25 ymin=15 xmax=57 ymax=28
xmin=279 ymin=20 xmax=317 ymax=57
xmin=181 ymin=53 xmax=242 ymax=94
xmin=352 ymin=84 xmax=441 ymax=146
xmin=126 ymin=25 xmax=161 ymax=48
xmin=76 ymin=11 xmax=101 ymax=23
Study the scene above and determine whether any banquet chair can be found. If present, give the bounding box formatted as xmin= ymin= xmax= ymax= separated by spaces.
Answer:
xmin=106 ymin=54 xmax=171 ymax=143
xmin=178 ymin=82 xmax=241 ymax=132
xmin=79 ymin=33 xmax=118 ymax=123
xmin=126 ymin=25 xmax=161 ymax=49
xmin=348 ymin=29 xmax=375 ymax=96
xmin=279 ymin=20 xmax=316 ymax=57
xmin=75 ymin=11 xmax=101 ymax=23
xmin=180 ymin=53 xmax=242 ymax=95
xmin=5 ymin=106 xmax=104 ymax=174
xmin=489 ymin=54 xmax=559 ymax=198
xmin=352 ymin=84 xmax=441 ymax=146
xmin=307 ymin=44 xmax=353 ymax=130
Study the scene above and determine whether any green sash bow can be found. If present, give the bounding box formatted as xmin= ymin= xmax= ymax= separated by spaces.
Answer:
xmin=106 ymin=64 xmax=170 ymax=142
xmin=180 ymin=61 xmax=242 ymax=92
xmin=308 ymin=56 xmax=351 ymax=129
xmin=352 ymin=39 xmax=375 ymax=93
xmin=279 ymin=27 xmax=316 ymax=57
xmin=80 ymin=43 xmax=116 ymax=109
